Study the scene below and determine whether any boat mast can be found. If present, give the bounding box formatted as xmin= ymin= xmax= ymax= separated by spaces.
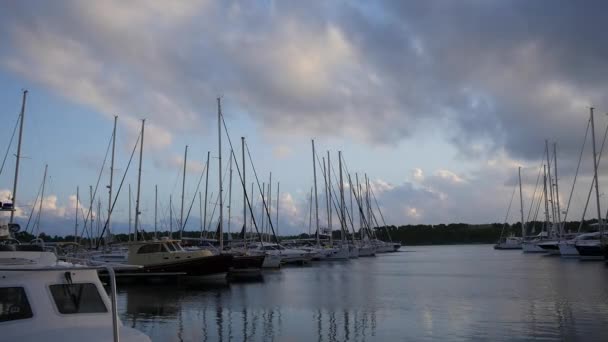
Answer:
xmin=74 ymin=186 xmax=79 ymax=242
xmin=261 ymin=183 xmax=265 ymax=240
xmin=339 ymin=151 xmax=345 ymax=243
xmin=309 ymin=186 xmax=313 ymax=236
xmin=312 ymin=140 xmax=320 ymax=246
xmin=89 ymin=185 xmax=94 ymax=246
xmin=553 ymin=142 xmax=562 ymax=235
xmin=276 ymin=182 xmax=280 ymax=238
xmin=169 ymin=195 xmax=173 ymax=238
xmin=133 ymin=119 xmax=145 ymax=242
xmin=10 ymin=90 xmax=27 ymax=223
xmin=107 ymin=115 xmax=117 ymax=241
xmin=544 ymin=140 xmax=556 ymax=235
xmin=154 ymin=184 xmax=158 ymax=240
xmin=543 ymin=166 xmax=549 ymax=233
xmin=590 ymin=107 xmax=604 ymax=234
xmin=227 ymin=149 xmax=233 ymax=238
xmin=128 ymin=184 xmax=132 ymax=241
xmin=268 ymin=172 xmax=272 ymax=242
xmin=180 ymin=145 xmax=188 ymax=239
xmin=242 ymin=137 xmax=247 ymax=246
xmin=36 ymin=164 xmax=48 ymax=237
xmin=217 ymin=97 xmax=224 ymax=250
xmin=327 ymin=151 xmax=332 ymax=245
xmin=202 ymin=151 xmax=210 ymax=238
xmin=518 ymin=166 xmax=525 ymax=238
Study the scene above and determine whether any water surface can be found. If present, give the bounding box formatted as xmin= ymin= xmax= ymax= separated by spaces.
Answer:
xmin=116 ymin=245 xmax=608 ymax=341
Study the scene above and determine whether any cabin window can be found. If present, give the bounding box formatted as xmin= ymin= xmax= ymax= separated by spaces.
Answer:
xmin=0 ymin=287 xmax=33 ymax=322
xmin=137 ymin=244 xmax=162 ymax=254
xmin=49 ymin=283 xmax=107 ymax=314
xmin=165 ymin=243 xmax=177 ymax=252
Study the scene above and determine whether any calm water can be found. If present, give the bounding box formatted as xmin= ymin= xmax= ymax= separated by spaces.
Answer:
xmin=115 ymin=245 xmax=608 ymax=341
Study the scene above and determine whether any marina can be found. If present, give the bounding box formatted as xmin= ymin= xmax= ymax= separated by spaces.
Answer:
xmin=4 ymin=2 xmax=608 ymax=341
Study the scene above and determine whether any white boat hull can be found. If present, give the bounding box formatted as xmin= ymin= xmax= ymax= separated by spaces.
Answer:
xmin=558 ymin=243 xmax=579 ymax=257
xmin=358 ymin=245 xmax=376 ymax=257
xmin=522 ymin=242 xmax=546 ymax=253
xmin=262 ymin=254 xmax=282 ymax=268
xmin=325 ymin=246 xmax=350 ymax=260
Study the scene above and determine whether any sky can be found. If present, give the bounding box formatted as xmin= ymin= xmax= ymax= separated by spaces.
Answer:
xmin=2 ymin=0 xmax=608 ymax=237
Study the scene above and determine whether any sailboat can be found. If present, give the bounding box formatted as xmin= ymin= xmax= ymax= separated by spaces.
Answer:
xmin=575 ymin=108 xmax=605 ymax=260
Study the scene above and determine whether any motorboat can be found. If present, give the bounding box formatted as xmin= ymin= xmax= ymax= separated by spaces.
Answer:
xmin=248 ymin=243 xmax=313 ymax=265
xmin=0 ymin=221 xmax=150 ymax=341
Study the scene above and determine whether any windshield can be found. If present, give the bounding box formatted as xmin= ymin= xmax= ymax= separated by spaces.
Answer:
xmin=49 ymin=283 xmax=107 ymax=314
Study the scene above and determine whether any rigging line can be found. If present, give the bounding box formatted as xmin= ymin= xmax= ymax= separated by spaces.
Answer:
xmin=95 ymin=129 xmax=142 ymax=249
xmin=531 ymin=184 xmax=544 ymax=233
xmin=181 ymin=161 xmax=208 ymax=233
xmin=0 ymin=112 xmax=20 ymax=176
xmin=244 ymin=140 xmax=280 ymax=242
xmin=24 ymin=180 xmax=44 ymax=234
xmin=578 ymin=120 xmax=608 ymax=232
xmin=78 ymin=129 xmax=113 ymax=240
xmin=562 ymin=117 xmax=590 ymax=225
xmin=205 ymin=154 xmax=231 ymax=233
xmin=499 ymin=181 xmax=518 ymax=240
xmin=525 ymin=158 xmax=545 ymax=223
xmin=219 ymin=117 xmax=265 ymax=244
xmin=318 ymin=152 xmax=355 ymax=241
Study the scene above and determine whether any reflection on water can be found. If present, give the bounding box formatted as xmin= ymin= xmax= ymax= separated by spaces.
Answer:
xmin=115 ymin=246 xmax=608 ymax=341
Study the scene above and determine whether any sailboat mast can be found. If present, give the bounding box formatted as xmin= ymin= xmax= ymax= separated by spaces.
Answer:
xmin=518 ymin=167 xmax=525 ymax=238
xmin=545 ymin=140 xmax=557 ymax=234
xmin=327 ymin=151 xmax=332 ymax=245
xmin=227 ymin=150 xmax=233 ymax=237
xmin=180 ymin=145 xmax=188 ymax=239
xmin=276 ymin=182 xmax=280 ymax=238
xmin=309 ymin=186 xmax=313 ymax=236
xmin=217 ymin=97 xmax=224 ymax=250
xmin=128 ymin=184 xmax=132 ymax=241
xmin=133 ymin=119 xmax=145 ymax=242
xmin=89 ymin=185 xmax=94 ymax=245
xmin=202 ymin=151 xmax=210 ymax=238
xmin=553 ymin=142 xmax=562 ymax=235
xmin=242 ymin=137 xmax=246 ymax=239
xmin=154 ymin=185 xmax=158 ymax=239
xmin=312 ymin=140 xmax=320 ymax=246
xmin=590 ymin=107 xmax=603 ymax=233
xmin=75 ymin=186 xmax=79 ymax=243
xmin=543 ymin=166 xmax=550 ymax=232
xmin=169 ymin=195 xmax=173 ymax=238
xmin=36 ymin=164 xmax=48 ymax=237
xmin=10 ymin=90 xmax=27 ymax=223
xmin=107 ymin=115 xmax=117 ymax=239
xmin=268 ymin=172 xmax=272 ymax=241
xmin=339 ymin=151 xmax=345 ymax=242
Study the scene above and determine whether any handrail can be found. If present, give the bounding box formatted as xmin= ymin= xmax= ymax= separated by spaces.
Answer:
xmin=103 ymin=265 xmax=119 ymax=342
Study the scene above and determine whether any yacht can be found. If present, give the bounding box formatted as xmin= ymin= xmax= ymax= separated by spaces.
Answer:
xmin=537 ymin=233 xmax=578 ymax=255
xmin=249 ymin=243 xmax=313 ymax=265
xmin=358 ymin=242 xmax=376 ymax=257
xmin=575 ymin=234 xmax=604 ymax=260
xmin=558 ymin=232 xmax=601 ymax=257
xmin=522 ymin=232 xmax=549 ymax=253
xmin=494 ymin=236 xmax=522 ymax=250
xmin=0 ymin=221 xmax=150 ymax=341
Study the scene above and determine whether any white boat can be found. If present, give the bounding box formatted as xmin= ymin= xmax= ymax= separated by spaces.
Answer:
xmin=358 ymin=243 xmax=376 ymax=257
xmin=349 ymin=244 xmax=359 ymax=258
xmin=249 ymin=243 xmax=312 ymax=265
xmin=325 ymin=244 xmax=350 ymax=260
xmin=0 ymin=222 xmax=150 ymax=341
xmin=558 ymin=232 xmax=601 ymax=257
xmin=522 ymin=232 xmax=549 ymax=253
xmin=494 ymin=236 xmax=522 ymax=250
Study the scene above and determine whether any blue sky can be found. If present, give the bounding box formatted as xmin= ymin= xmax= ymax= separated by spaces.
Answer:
xmin=2 ymin=1 xmax=608 ymax=236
